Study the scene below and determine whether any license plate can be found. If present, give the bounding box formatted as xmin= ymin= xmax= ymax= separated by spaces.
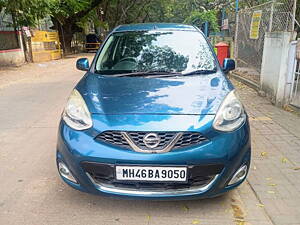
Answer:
xmin=115 ymin=166 xmax=187 ymax=182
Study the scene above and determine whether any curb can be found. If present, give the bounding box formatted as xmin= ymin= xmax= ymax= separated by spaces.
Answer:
xmin=230 ymin=72 xmax=300 ymax=116
xmin=230 ymin=72 xmax=260 ymax=92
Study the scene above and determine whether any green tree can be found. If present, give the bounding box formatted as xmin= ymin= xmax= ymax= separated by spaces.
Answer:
xmin=95 ymin=0 xmax=152 ymax=33
xmin=184 ymin=10 xmax=219 ymax=32
xmin=0 ymin=0 xmax=105 ymax=53
xmin=0 ymin=0 xmax=50 ymax=27
xmin=49 ymin=0 xmax=104 ymax=54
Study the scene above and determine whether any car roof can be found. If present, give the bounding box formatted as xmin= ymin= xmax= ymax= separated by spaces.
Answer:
xmin=113 ymin=23 xmax=198 ymax=32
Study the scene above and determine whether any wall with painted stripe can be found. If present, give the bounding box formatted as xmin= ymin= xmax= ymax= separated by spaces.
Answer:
xmin=0 ymin=31 xmax=25 ymax=66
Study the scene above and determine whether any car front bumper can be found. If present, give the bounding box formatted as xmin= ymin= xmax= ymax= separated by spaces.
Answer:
xmin=56 ymin=115 xmax=251 ymax=200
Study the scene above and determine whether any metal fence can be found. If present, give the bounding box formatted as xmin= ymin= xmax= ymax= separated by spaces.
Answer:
xmin=235 ymin=0 xmax=296 ymax=78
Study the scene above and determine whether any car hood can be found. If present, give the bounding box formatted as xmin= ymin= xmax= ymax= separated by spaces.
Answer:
xmin=77 ymin=72 xmax=233 ymax=115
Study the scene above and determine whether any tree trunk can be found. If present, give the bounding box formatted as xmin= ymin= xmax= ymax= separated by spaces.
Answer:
xmin=52 ymin=17 xmax=76 ymax=55
xmin=60 ymin=23 xmax=74 ymax=55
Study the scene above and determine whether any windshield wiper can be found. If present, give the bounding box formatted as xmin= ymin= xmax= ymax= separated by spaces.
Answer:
xmin=95 ymin=69 xmax=217 ymax=77
xmin=182 ymin=69 xmax=217 ymax=76
xmin=110 ymin=70 xmax=181 ymax=77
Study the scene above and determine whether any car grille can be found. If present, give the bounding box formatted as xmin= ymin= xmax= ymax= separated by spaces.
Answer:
xmin=173 ymin=132 xmax=208 ymax=149
xmin=96 ymin=131 xmax=130 ymax=149
xmin=95 ymin=131 xmax=208 ymax=152
xmin=81 ymin=162 xmax=223 ymax=190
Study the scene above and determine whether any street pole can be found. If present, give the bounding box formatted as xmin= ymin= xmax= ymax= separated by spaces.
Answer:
xmin=204 ymin=22 xmax=209 ymax=37
xmin=292 ymin=0 xmax=297 ymax=32
xmin=234 ymin=0 xmax=239 ymax=61
xmin=235 ymin=0 xmax=239 ymax=14
xmin=269 ymin=0 xmax=275 ymax=32
xmin=221 ymin=8 xmax=225 ymax=39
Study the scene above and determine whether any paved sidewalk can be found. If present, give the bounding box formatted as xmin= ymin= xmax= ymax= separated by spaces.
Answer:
xmin=233 ymin=80 xmax=300 ymax=225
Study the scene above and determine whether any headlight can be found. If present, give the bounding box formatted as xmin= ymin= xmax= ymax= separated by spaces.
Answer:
xmin=62 ymin=89 xmax=92 ymax=130
xmin=213 ymin=90 xmax=246 ymax=132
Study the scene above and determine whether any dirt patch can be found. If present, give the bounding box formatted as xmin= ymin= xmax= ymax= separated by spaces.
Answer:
xmin=231 ymin=198 xmax=246 ymax=225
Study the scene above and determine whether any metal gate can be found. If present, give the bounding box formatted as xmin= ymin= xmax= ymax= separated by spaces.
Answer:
xmin=31 ymin=30 xmax=62 ymax=62
xmin=289 ymin=41 xmax=300 ymax=108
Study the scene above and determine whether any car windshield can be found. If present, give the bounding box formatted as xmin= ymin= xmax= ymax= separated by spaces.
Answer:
xmin=95 ymin=30 xmax=216 ymax=75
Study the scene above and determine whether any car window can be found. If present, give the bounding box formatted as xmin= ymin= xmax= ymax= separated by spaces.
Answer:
xmin=95 ymin=30 xmax=216 ymax=75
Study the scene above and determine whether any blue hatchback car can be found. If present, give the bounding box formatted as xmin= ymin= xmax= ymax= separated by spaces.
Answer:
xmin=56 ymin=23 xmax=251 ymax=200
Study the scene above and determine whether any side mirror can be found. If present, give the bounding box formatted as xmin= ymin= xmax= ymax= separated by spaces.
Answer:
xmin=223 ymin=58 xmax=235 ymax=73
xmin=76 ymin=58 xmax=89 ymax=71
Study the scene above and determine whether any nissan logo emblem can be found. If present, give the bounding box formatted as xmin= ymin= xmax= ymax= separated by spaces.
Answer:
xmin=143 ymin=133 xmax=161 ymax=149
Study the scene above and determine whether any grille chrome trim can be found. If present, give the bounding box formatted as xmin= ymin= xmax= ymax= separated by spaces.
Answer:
xmin=86 ymin=173 xmax=219 ymax=196
xmin=121 ymin=132 xmax=183 ymax=153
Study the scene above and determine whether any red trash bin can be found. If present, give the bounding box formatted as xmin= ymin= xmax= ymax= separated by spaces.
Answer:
xmin=215 ymin=42 xmax=230 ymax=67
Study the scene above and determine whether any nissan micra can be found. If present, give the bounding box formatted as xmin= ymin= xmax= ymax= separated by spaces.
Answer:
xmin=56 ymin=23 xmax=251 ymax=200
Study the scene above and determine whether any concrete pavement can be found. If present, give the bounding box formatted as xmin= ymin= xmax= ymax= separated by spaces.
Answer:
xmin=235 ymin=81 xmax=300 ymax=225
xmin=0 ymin=54 xmax=299 ymax=225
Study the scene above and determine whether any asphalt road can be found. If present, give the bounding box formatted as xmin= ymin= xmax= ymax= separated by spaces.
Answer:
xmin=0 ymin=54 xmax=271 ymax=225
